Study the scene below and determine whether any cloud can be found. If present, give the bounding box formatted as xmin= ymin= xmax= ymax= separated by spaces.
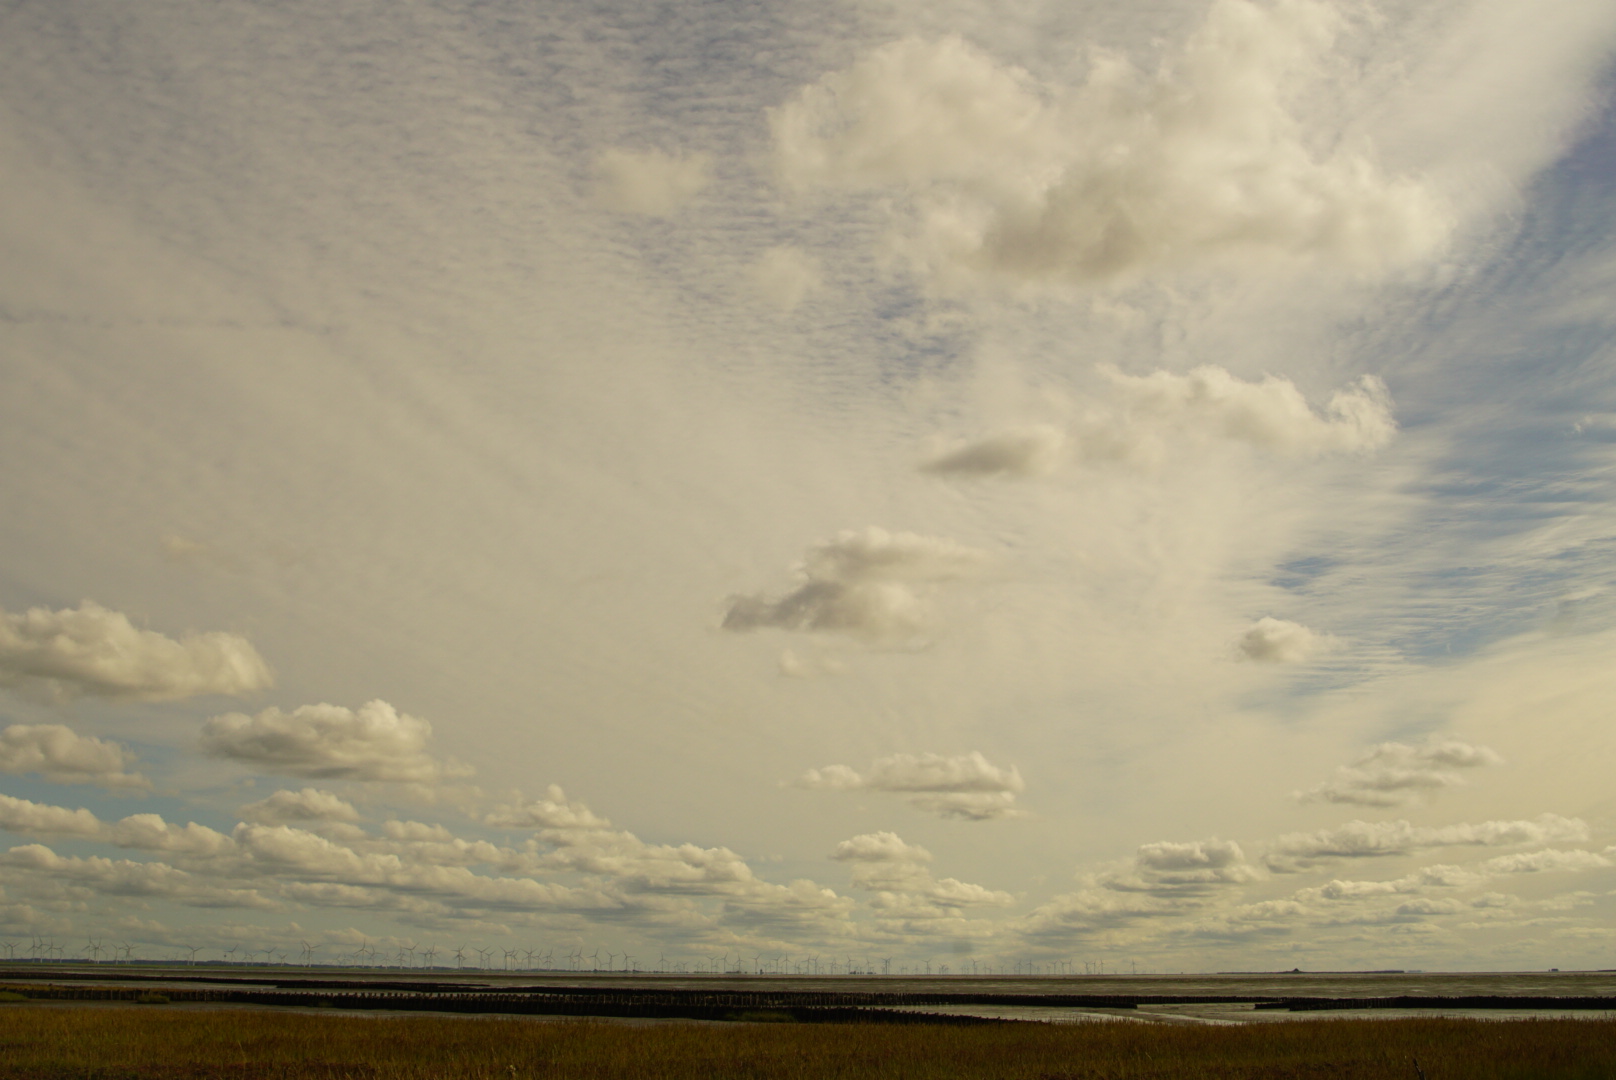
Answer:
xmin=753 ymin=246 xmax=822 ymax=312
xmin=771 ymin=1 xmax=1450 ymax=288
xmin=593 ymin=148 xmax=710 ymax=216
xmin=1238 ymin=617 xmax=1324 ymax=663
xmin=1101 ymin=837 xmax=1259 ymax=895
xmin=238 ymin=788 xmax=360 ymax=825
xmin=483 ymin=785 xmax=613 ymax=831
xmin=1296 ymin=739 xmax=1504 ymax=807
xmin=0 ymin=793 xmax=103 ymax=837
xmin=920 ymin=425 xmax=1067 ymax=478
xmin=723 ymin=527 xmax=989 ymax=644
xmin=0 ymin=723 xmax=149 ymax=790
xmin=798 ymin=751 xmax=1025 ymax=820
xmin=1268 ymin=814 xmax=1589 ymax=868
xmin=1478 ymin=848 xmax=1613 ymax=875
xmin=0 ymin=600 xmax=272 ymax=702
xmin=924 ymin=367 xmax=1394 ymax=482
xmin=831 ymin=831 xmax=932 ymax=865
xmin=200 ymin=700 xmax=467 ymax=784
xmin=832 ymin=831 xmax=1012 ymax=911
xmin=1102 ymin=367 xmax=1396 ymax=457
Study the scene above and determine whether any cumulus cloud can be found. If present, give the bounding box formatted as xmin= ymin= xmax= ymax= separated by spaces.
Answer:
xmin=1267 ymin=814 xmax=1589 ymax=869
xmin=593 ymin=148 xmax=710 ymax=215
xmin=0 ymin=723 xmax=149 ymax=789
xmin=723 ymin=528 xmax=989 ymax=645
xmin=798 ymin=751 xmax=1025 ymax=820
xmin=1296 ymin=738 xmax=1503 ymax=807
xmin=1238 ymin=617 xmax=1325 ymax=663
xmin=1478 ymin=848 xmax=1613 ymax=875
xmin=772 ymin=1 xmax=1449 ymax=287
xmin=239 ymin=788 xmax=361 ymax=825
xmin=924 ymin=367 xmax=1394 ymax=483
xmin=1102 ymin=837 xmax=1259 ymax=895
xmin=0 ymin=793 xmax=103 ymax=837
xmin=200 ymin=700 xmax=467 ymax=784
xmin=484 ymin=785 xmax=613 ymax=831
xmin=0 ymin=600 xmax=271 ymax=702
xmin=753 ymin=246 xmax=822 ymax=312
xmin=832 ymin=831 xmax=1012 ymax=910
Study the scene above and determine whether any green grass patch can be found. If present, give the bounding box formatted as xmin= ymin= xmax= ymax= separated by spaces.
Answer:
xmin=0 ymin=992 xmax=27 ymax=1004
xmin=0 ymin=1007 xmax=1611 ymax=1079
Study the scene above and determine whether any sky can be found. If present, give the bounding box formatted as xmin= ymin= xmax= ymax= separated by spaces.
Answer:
xmin=2 ymin=0 xmax=1616 ymax=974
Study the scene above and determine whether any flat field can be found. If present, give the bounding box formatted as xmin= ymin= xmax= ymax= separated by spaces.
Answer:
xmin=2 ymin=1007 xmax=1614 ymax=1080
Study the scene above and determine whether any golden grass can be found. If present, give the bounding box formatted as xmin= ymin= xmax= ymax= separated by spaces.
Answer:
xmin=0 ymin=1006 xmax=1611 ymax=1079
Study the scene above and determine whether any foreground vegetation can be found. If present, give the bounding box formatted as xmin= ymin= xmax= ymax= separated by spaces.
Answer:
xmin=1 ymin=1006 xmax=1612 ymax=1079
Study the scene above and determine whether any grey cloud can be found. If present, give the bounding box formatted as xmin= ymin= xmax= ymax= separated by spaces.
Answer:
xmin=773 ymin=3 xmax=1449 ymax=288
xmin=0 ymin=601 xmax=272 ymax=702
xmin=724 ymin=528 xmax=989 ymax=645
xmin=1296 ymin=739 xmax=1504 ymax=807
xmin=201 ymin=700 xmax=469 ymax=785
xmin=799 ymin=751 xmax=1024 ymax=820
xmin=920 ymin=426 xmax=1067 ymax=478
xmin=0 ymin=723 xmax=149 ymax=790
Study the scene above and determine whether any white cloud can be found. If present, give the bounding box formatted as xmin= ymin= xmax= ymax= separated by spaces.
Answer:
xmin=0 ymin=844 xmax=273 ymax=908
xmin=593 ymin=148 xmax=710 ymax=216
xmin=1096 ymin=366 xmax=1395 ymax=460
xmin=1296 ymin=739 xmax=1504 ymax=806
xmin=1268 ymin=814 xmax=1589 ymax=868
xmin=200 ymin=700 xmax=466 ymax=784
xmin=831 ymin=831 xmax=932 ymax=865
xmin=753 ymin=246 xmax=822 ymax=312
xmin=0 ymin=600 xmax=271 ymax=702
xmin=484 ymin=785 xmax=613 ymax=830
xmin=239 ymin=788 xmax=361 ymax=825
xmin=798 ymin=751 xmax=1025 ymax=820
xmin=0 ymin=723 xmax=149 ymax=790
xmin=107 ymin=814 xmax=235 ymax=857
xmin=1238 ymin=616 xmax=1324 ymax=663
xmin=1479 ymin=848 xmax=1613 ymax=875
xmin=1102 ymin=837 xmax=1258 ymax=895
xmin=0 ymin=793 xmax=103 ymax=837
xmin=723 ymin=527 xmax=989 ymax=645
xmin=924 ymin=366 xmax=1394 ymax=482
xmin=832 ymin=831 xmax=1012 ymax=910
xmin=772 ymin=1 xmax=1450 ymax=288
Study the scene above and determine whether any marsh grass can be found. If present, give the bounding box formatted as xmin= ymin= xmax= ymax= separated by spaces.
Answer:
xmin=0 ymin=1007 xmax=1610 ymax=1079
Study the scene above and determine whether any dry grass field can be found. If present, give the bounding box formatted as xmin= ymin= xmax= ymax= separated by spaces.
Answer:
xmin=1 ymin=1006 xmax=1614 ymax=1079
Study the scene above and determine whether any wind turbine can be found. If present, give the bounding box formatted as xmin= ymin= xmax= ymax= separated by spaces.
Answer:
xmin=453 ymin=945 xmax=466 ymax=969
xmin=475 ymin=947 xmax=493 ymax=969
xmin=423 ymin=945 xmax=438 ymax=968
